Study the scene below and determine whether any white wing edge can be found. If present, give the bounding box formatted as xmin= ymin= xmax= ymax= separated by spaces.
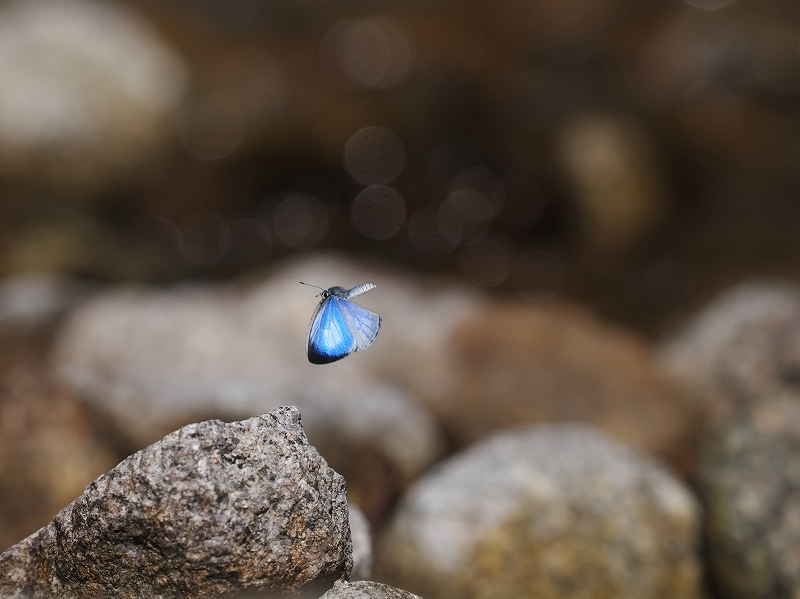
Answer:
xmin=345 ymin=282 xmax=377 ymax=299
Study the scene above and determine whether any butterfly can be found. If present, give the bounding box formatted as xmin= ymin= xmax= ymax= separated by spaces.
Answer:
xmin=301 ymin=281 xmax=382 ymax=364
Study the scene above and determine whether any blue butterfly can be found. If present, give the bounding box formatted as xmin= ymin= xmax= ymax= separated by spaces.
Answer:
xmin=301 ymin=282 xmax=381 ymax=364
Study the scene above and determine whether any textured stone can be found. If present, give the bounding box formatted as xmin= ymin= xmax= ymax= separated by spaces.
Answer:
xmin=321 ymin=581 xmax=422 ymax=599
xmin=699 ymin=402 xmax=800 ymax=599
xmin=376 ymin=425 xmax=702 ymax=599
xmin=0 ymin=406 xmax=352 ymax=598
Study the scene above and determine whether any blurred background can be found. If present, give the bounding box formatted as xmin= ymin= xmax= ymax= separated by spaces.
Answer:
xmin=3 ymin=0 xmax=800 ymax=595
xmin=2 ymin=0 xmax=800 ymax=330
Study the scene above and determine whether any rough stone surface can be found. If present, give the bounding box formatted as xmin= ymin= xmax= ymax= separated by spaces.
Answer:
xmin=320 ymin=581 xmax=422 ymax=599
xmin=53 ymin=254 xmax=454 ymax=519
xmin=442 ymin=300 xmax=698 ymax=471
xmin=0 ymin=406 xmax=352 ymax=598
xmin=376 ymin=425 xmax=702 ymax=599
xmin=699 ymin=402 xmax=800 ymax=599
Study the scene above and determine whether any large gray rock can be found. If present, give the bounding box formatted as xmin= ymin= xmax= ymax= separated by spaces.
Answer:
xmin=321 ymin=581 xmax=422 ymax=599
xmin=376 ymin=425 xmax=702 ymax=599
xmin=0 ymin=406 xmax=352 ymax=598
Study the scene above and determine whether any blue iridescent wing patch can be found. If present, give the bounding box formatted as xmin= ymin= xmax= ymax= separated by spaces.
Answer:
xmin=305 ymin=283 xmax=381 ymax=364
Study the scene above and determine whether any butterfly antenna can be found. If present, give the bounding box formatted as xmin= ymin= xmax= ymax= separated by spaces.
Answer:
xmin=299 ymin=281 xmax=326 ymax=293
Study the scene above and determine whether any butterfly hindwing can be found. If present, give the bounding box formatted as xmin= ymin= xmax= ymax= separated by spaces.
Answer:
xmin=306 ymin=296 xmax=357 ymax=364
xmin=338 ymin=299 xmax=381 ymax=352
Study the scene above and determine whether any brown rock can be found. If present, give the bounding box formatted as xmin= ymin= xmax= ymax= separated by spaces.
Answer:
xmin=436 ymin=300 xmax=698 ymax=472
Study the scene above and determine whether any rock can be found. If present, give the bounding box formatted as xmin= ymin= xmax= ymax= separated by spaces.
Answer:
xmin=53 ymin=254 xmax=453 ymax=521
xmin=440 ymin=300 xmax=698 ymax=471
xmin=658 ymin=281 xmax=800 ymax=404
xmin=321 ymin=581 xmax=422 ymax=599
xmin=376 ymin=425 xmax=702 ymax=599
xmin=349 ymin=505 xmax=373 ymax=581
xmin=699 ymin=400 xmax=800 ymax=599
xmin=0 ymin=406 xmax=352 ymax=598
xmin=668 ymin=281 xmax=800 ymax=598
xmin=0 ymin=0 xmax=186 ymax=193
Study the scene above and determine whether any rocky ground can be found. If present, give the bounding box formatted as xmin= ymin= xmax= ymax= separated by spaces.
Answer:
xmin=3 ymin=0 xmax=800 ymax=597
xmin=1 ymin=256 xmax=800 ymax=597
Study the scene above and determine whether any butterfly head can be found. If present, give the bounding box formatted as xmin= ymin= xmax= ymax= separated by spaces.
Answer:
xmin=300 ymin=282 xmax=347 ymax=300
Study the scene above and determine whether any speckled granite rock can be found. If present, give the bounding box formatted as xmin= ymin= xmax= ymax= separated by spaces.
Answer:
xmin=699 ymin=401 xmax=800 ymax=599
xmin=376 ymin=425 xmax=702 ymax=599
xmin=0 ymin=406 xmax=352 ymax=598
xmin=321 ymin=581 xmax=422 ymax=599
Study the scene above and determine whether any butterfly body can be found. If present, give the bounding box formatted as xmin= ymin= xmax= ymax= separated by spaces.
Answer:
xmin=304 ymin=282 xmax=381 ymax=364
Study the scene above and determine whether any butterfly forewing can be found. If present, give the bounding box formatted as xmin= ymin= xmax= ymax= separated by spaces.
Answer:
xmin=306 ymin=296 xmax=357 ymax=364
